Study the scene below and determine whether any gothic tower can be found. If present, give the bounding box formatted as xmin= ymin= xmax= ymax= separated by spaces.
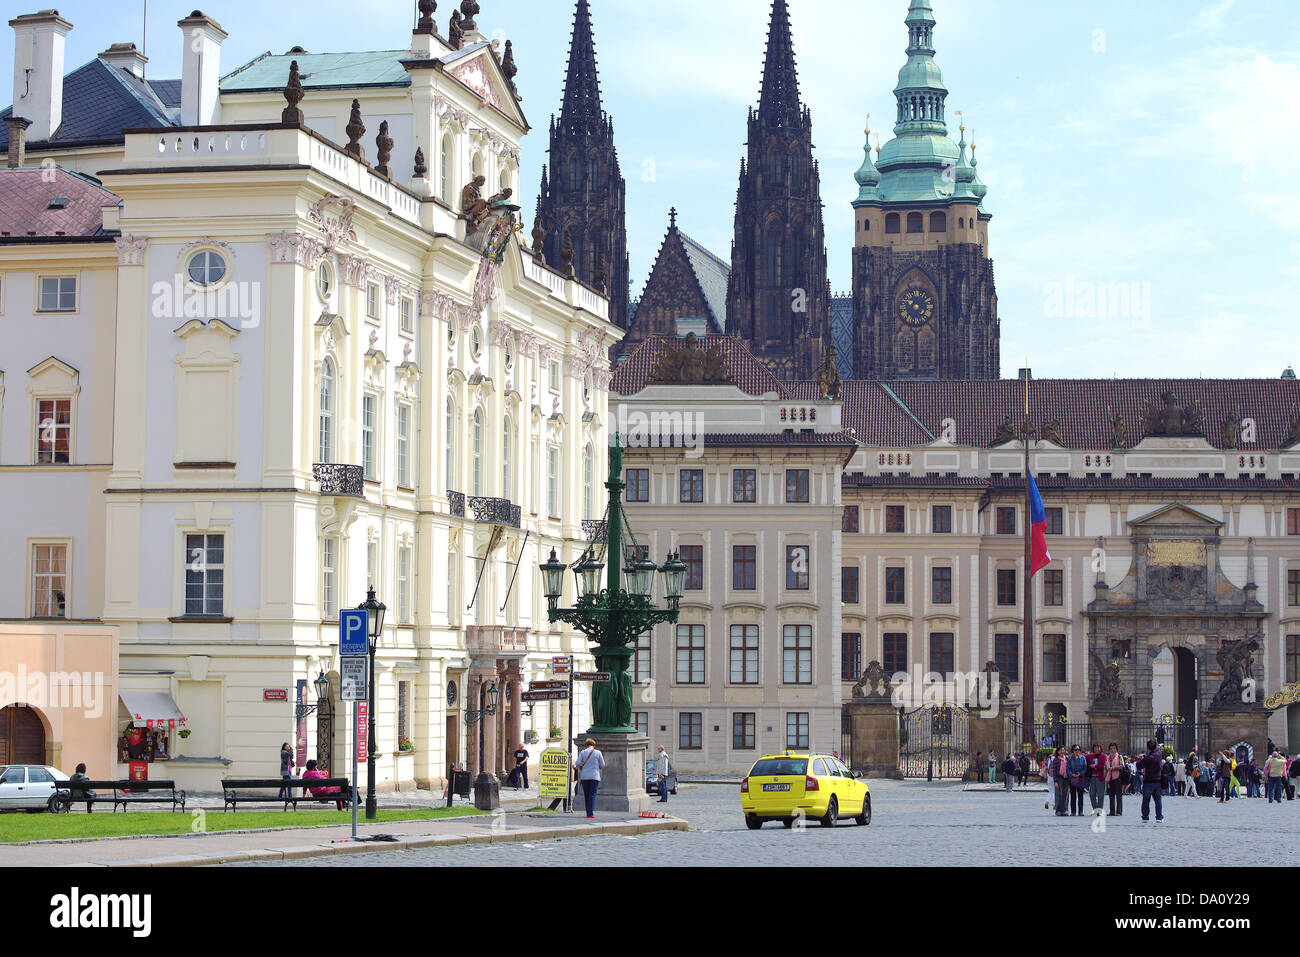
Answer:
xmin=534 ymin=0 xmax=629 ymax=329
xmin=725 ymin=0 xmax=831 ymax=380
xmin=851 ymin=0 xmax=1000 ymax=380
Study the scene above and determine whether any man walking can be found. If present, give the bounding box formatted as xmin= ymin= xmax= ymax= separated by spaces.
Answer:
xmin=654 ymin=745 xmax=672 ymax=803
xmin=1137 ymin=739 xmax=1166 ymax=823
xmin=510 ymin=742 xmax=529 ymax=791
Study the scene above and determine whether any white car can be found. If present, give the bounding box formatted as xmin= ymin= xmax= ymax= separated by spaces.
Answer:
xmin=0 ymin=765 xmax=69 ymax=812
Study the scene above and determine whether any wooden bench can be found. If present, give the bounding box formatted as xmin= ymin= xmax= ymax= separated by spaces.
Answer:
xmin=50 ymin=780 xmax=187 ymax=813
xmin=220 ymin=778 xmax=353 ymax=812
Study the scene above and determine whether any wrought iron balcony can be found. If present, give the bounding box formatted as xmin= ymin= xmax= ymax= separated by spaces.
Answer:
xmin=470 ymin=496 xmax=522 ymax=529
xmin=313 ymin=463 xmax=365 ymax=497
xmin=447 ymin=490 xmax=466 ymax=518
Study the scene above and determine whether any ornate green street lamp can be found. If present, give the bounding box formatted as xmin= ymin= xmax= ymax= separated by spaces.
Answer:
xmin=539 ymin=436 xmax=683 ymax=733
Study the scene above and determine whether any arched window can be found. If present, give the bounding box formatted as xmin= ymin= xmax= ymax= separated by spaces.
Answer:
xmin=895 ymin=332 xmax=915 ymax=372
xmin=318 ymin=358 xmax=334 ymax=464
xmin=472 ymin=408 xmax=483 ymax=497
xmin=930 ymin=211 xmax=947 ymax=233
xmin=885 ymin=213 xmax=901 ymax=234
xmin=907 ymin=212 xmax=924 ymax=234
xmin=472 ymin=152 xmax=484 ymax=181
xmin=958 ymin=217 xmax=965 ymax=229
xmin=917 ymin=329 xmax=937 ymax=371
xmin=502 ymin=418 xmax=512 ymax=500
xmin=583 ymin=443 xmax=594 ymax=521
xmin=440 ymin=134 xmax=453 ymax=202
xmin=444 ymin=397 xmax=455 ymax=490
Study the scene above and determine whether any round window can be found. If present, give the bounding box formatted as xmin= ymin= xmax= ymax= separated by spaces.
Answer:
xmin=470 ymin=325 xmax=483 ymax=359
xmin=446 ymin=681 xmax=458 ymax=706
xmin=447 ymin=323 xmax=456 ymax=347
xmin=504 ymin=337 xmax=514 ymax=370
xmin=317 ymin=261 xmax=333 ymax=300
xmin=187 ymin=249 xmax=227 ymax=286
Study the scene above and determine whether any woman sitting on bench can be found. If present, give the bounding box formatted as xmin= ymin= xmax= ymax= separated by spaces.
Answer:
xmin=302 ymin=760 xmax=346 ymax=811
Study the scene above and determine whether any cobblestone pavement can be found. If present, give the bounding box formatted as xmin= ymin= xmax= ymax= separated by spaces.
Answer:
xmin=233 ymin=781 xmax=1298 ymax=867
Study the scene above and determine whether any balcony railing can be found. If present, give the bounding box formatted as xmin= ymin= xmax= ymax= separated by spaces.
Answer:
xmin=447 ymin=490 xmax=466 ymax=518
xmin=470 ymin=496 xmax=522 ymax=529
xmin=313 ymin=464 xmax=365 ymax=497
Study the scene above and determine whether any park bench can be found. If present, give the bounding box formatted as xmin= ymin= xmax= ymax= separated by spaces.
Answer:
xmin=220 ymin=778 xmax=353 ymax=812
xmin=50 ymin=780 xmax=187 ymax=813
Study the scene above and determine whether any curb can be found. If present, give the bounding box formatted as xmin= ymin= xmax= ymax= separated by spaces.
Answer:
xmin=74 ymin=817 xmax=689 ymax=867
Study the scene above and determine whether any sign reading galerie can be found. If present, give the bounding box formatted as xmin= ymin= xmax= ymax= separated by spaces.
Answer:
xmin=538 ymin=749 xmax=571 ymax=800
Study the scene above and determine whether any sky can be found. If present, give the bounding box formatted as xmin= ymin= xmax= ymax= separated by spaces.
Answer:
xmin=6 ymin=0 xmax=1299 ymax=379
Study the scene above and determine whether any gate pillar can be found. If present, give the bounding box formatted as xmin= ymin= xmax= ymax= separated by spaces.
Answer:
xmin=967 ymin=711 xmax=1013 ymax=782
xmin=845 ymin=696 xmax=903 ymax=780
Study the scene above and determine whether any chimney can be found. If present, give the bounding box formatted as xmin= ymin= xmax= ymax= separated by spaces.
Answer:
xmin=177 ymin=10 xmax=227 ymax=126
xmin=1018 ymin=368 xmax=1033 ymax=382
xmin=99 ymin=41 xmax=148 ymax=78
xmin=5 ymin=116 xmax=31 ymax=167
xmin=9 ymin=9 xmax=73 ymax=143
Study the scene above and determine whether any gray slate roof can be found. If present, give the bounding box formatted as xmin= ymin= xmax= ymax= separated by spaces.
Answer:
xmin=677 ymin=231 xmax=730 ymax=333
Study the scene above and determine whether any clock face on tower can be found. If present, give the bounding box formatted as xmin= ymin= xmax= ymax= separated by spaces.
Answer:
xmin=899 ymin=288 xmax=935 ymax=327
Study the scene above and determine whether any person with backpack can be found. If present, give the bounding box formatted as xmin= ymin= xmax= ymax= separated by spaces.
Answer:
xmin=1002 ymin=753 xmax=1017 ymax=792
xmin=1137 ymin=739 xmax=1166 ymax=823
xmin=1050 ymin=746 xmax=1070 ymax=816
xmin=1084 ymin=744 xmax=1107 ymax=814
xmin=1106 ymin=743 xmax=1125 ymax=816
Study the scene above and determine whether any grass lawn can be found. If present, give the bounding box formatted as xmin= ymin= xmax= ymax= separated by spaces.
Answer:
xmin=0 ymin=806 xmax=485 ymax=843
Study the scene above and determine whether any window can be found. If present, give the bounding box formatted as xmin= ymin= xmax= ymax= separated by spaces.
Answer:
xmin=733 ymin=469 xmax=757 ymax=503
xmin=786 ymin=712 xmax=809 ymax=750
xmin=440 ymin=133 xmax=453 ymax=202
xmin=1289 ymin=570 xmax=1300 ymax=607
xmin=366 ymin=282 xmax=380 ymax=319
xmin=501 ymin=420 xmax=511 ymax=499
xmin=318 ymin=358 xmax=334 ymax=464
xmin=885 ymin=566 xmax=906 ymax=604
xmin=997 ymin=569 xmax=1017 ymax=606
xmin=932 ymin=505 xmax=952 ymax=533
xmin=472 ymin=409 xmax=483 ymax=497
xmin=548 ymin=360 xmax=560 ymax=392
xmin=187 ymin=250 xmax=226 ymax=286
xmin=886 ymin=505 xmax=905 ymax=533
xmin=729 ymin=625 xmax=759 ymax=684
xmin=35 ymin=399 xmax=71 ymax=464
xmin=883 ymin=634 xmax=908 ymax=676
xmin=396 ymin=405 xmax=411 ymax=489
xmin=1045 ymin=507 xmax=1064 ymax=536
xmin=732 ymin=713 xmax=756 ymax=750
xmin=470 ymin=324 xmax=483 ymax=360
xmin=626 ymin=468 xmax=649 ymax=503
xmin=634 ymin=712 xmax=650 ymax=737
xmin=444 ymin=399 xmax=455 ymax=488
xmin=842 ymin=633 xmax=862 ymax=681
xmin=929 ymin=211 xmax=947 ymax=232
xmin=1288 ymin=636 xmax=1300 ymax=685
xmin=842 ymin=505 xmax=860 ymax=533
xmin=184 ymin=534 xmax=225 ymax=618
xmin=1289 ymin=509 xmax=1300 ymax=536
xmin=38 ymin=276 xmax=77 ymax=312
xmin=732 ymin=545 xmax=756 ymax=590
xmin=362 ymin=394 xmax=377 ymax=480
xmin=1043 ymin=634 xmax=1067 ymax=683
xmin=906 ymin=212 xmax=924 ymax=233
xmin=885 ymin=212 xmax=901 ymax=234
xmin=679 ymin=713 xmax=702 ymax=750
xmin=1043 ymin=569 xmax=1064 ymax=607
xmin=929 ymin=632 xmax=954 ymax=679
xmin=322 ymin=537 xmax=337 ymax=619
xmin=397 ymin=680 xmax=410 ymax=746
xmin=782 ymin=625 xmax=812 ymax=684
xmin=367 ymin=541 xmax=378 ymax=590
xmin=995 ymin=634 xmax=1019 ymax=682
xmin=582 ymin=444 xmax=593 ymax=520
xmin=996 ymin=507 xmax=1017 ymax=535
xmin=632 ymin=633 xmax=652 ymax=684
xmin=397 ymin=546 xmax=411 ymax=625
xmin=679 ymin=469 xmax=704 ymax=503
xmin=931 ymin=566 xmax=952 ymax=604
xmin=680 ymin=545 xmax=704 ymax=591
xmin=842 ymin=566 xmax=860 ymax=604
xmin=675 ymin=625 xmax=705 ymax=684
xmin=547 ymin=448 xmax=559 ymax=517
xmin=400 ymin=296 xmax=414 ymax=335
xmin=30 ymin=543 xmax=67 ymax=618
xmin=785 ymin=470 xmax=810 ymax=503
xmin=317 ymin=261 xmax=332 ymax=300
xmin=785 ymin=545 xmax=809 ymax=590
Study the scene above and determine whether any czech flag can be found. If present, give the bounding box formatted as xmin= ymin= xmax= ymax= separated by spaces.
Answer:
xmin=1029 ymin=472 xmax=1052 ymax=577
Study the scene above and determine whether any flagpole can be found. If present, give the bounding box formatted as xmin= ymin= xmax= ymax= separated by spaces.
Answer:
xmin=1022 ymin=366 xmax=1036 ymax=749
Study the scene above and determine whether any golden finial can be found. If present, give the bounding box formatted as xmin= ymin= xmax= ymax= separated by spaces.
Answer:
xmin=956 ymin=108 xmax=964 ymax=133
xmin=865 ymin=113 xmax=871 ymax=140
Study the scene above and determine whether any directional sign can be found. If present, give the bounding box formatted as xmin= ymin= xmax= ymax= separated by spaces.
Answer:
xmin=552 ymin=656 xmax=572 ymax=675
xmin=340 ymin=608 xmax=369 ymax=657
xmin=522 ymin=689 xmax=569 ymax=703
xmin=530 ymin=681 xmax=568 ymax=692
xmin=341 ymin=658 xmax=368 ymax=702
xmin=573 ymin=672 xmax=611 ymax=683
xmin=356 ymin=701 xmax=369 ymax=763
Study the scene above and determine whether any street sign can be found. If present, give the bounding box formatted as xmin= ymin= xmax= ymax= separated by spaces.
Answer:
xmin=522 ymin=689 xmax=569 ymax=703
xmin=356 ymin=701 xmax=369 ymax=763
xmin=530 ymin=680 xmax=567 ymax=691
xmin=552 ymin=655 xmax=572 ymax=674
xmin=573 ymin=672 xmax=611 ymax=683
xmin=341 ymin=658 xmax=368 ymax=702
xmin=340 ymin=608 xmax=369 ymax=657
xmin=538 ymin=748 xmax=570 ymax=800
xmin=263 ymin=689 xmax=288 ymax=702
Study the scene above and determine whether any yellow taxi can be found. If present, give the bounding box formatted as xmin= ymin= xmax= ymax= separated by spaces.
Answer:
xmin=741 ymin=752 xmax=871 ymax=829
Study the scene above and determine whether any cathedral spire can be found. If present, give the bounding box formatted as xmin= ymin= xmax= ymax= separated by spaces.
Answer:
xmin=559 ymin=0 xmax=603 ymax=134
xmin=757 ymin=0 xmax=803 ymax=127
xmin=894 ymin=0 xmax=948 ymax=135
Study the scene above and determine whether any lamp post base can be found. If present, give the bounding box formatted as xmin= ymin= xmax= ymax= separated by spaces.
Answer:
xmin=473 ymin=772 xmax=500 ymax=811
xmin=575 ymin=731 xmax=655 ymax=814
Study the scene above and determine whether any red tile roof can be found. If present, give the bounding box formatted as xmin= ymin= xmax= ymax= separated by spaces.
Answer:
xmin=0 ymin=167 xmax=119 ymax=239
xmin=611 ymin=335 xmax=792 ymax=399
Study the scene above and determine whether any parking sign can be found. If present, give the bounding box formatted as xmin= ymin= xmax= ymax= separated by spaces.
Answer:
xmin=340 ymin=608 xmax=369 ymax=657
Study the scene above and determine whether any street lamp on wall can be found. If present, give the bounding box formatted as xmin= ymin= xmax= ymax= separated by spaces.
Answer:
xmin=466 ymin=681 xmax=500 ymax=810
xmin=295 ymin=671 xmax=332 ymax=720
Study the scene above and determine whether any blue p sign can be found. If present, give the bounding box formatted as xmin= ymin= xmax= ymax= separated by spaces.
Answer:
xmin=340 ymin=608 xmax=369 ymax=657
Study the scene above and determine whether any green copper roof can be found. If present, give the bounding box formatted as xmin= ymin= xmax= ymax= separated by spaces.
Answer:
xmin=221 ymin=50 xmax=413 ymax=93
